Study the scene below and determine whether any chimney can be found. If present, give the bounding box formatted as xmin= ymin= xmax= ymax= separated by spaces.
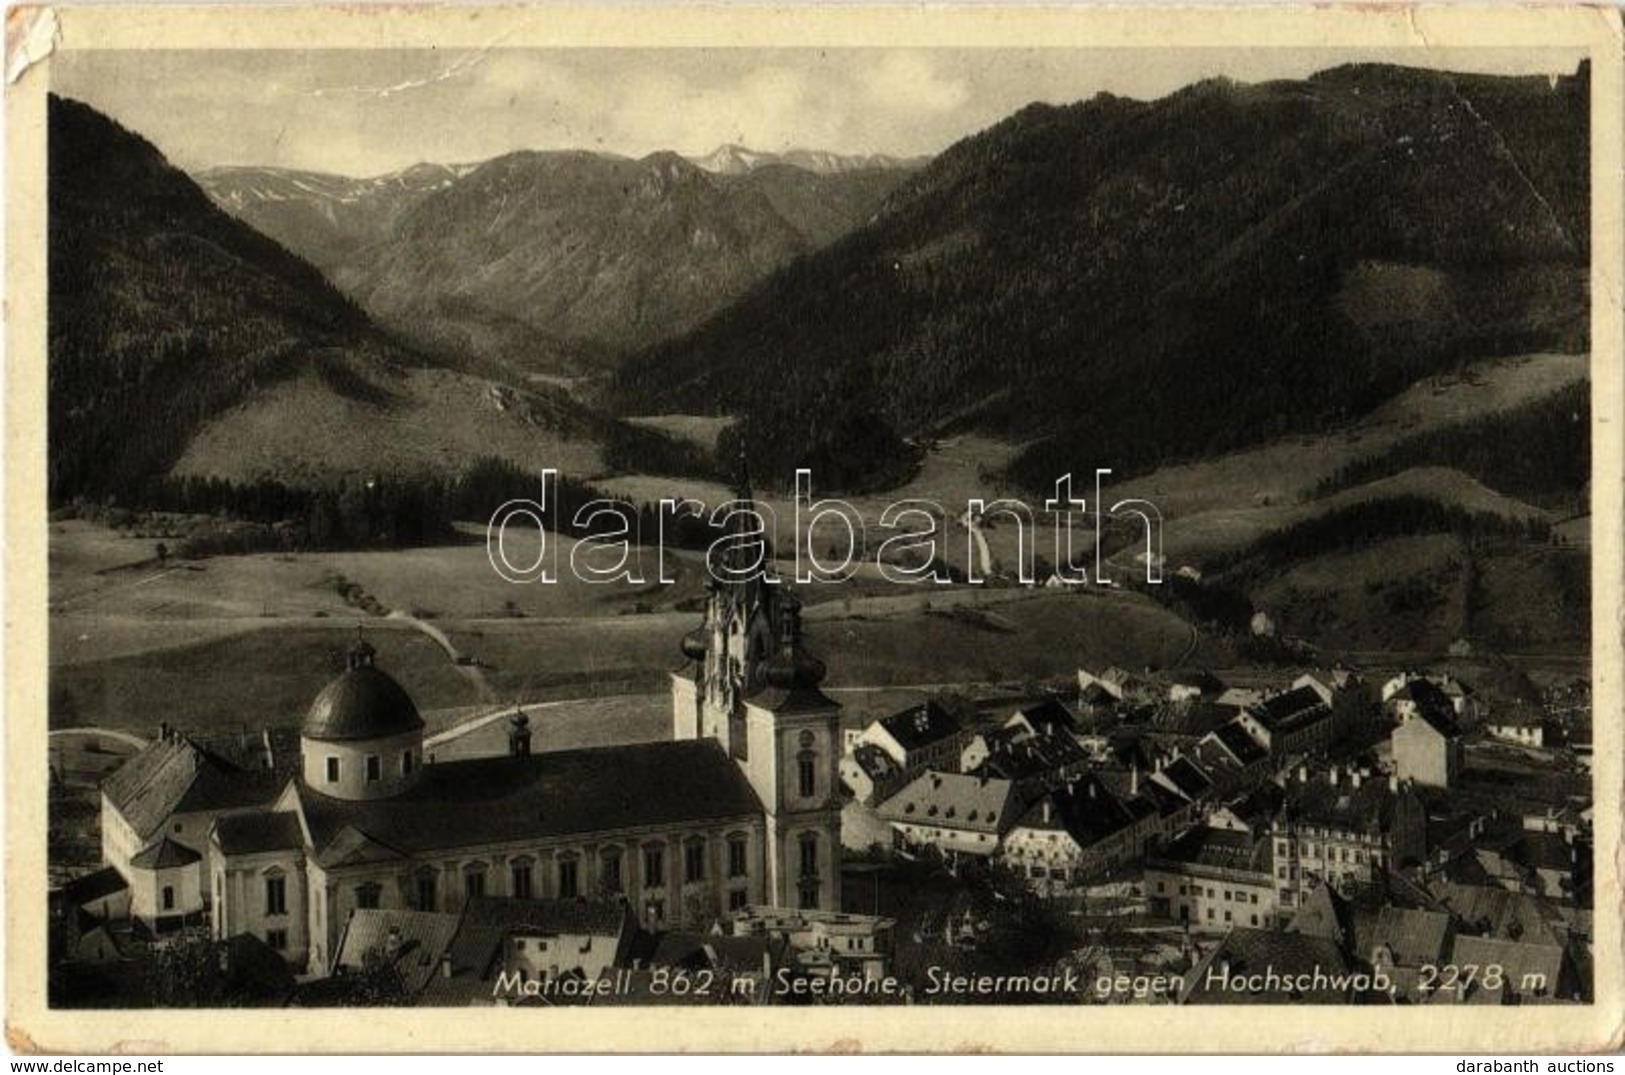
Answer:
xmin=1388 ymin=774 xmax=1399 ymax=792
xmin=1130 ymin=763 xmax=1139 ymax=797
xmin=158 ymin=721 xmax=170 ymax=742
xmin=1328 ymin=766 xmax=1339 ymax=787
xmin=1297 ymin=764 xmax=1308 ymax=783
xmin=1042 ymin=799 xmax=1052 ymax=824
xmin=1351 ymin=770 xmax=1362 ymax=789
xmin=440 ymin=953 xmax=453 ymax=979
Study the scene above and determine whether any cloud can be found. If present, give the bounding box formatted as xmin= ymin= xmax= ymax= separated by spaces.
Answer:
xmin=862 ymin=52 xmax=972 ymax=114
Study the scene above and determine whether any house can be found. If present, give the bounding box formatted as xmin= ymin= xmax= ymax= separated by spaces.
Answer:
xmin=970 ymin=725 xmax=1091 ymax=798
xmin=728 ymin=905 xmax=895 ymax=981
xmin=1385 ymin=677 xmax=1458 ymax=729
xmin=1161 ymin=669 xmax=1225 ymax=704
xmin=1247 ymin=685 xmax=1339 ymax=757
xmin=1214 ymin=686 xmax=1265 ymax=712
xmin=1391 ymin=700 xmax=1463 ymax=788
xmin=1443 ymin=934 xmax=1578 ymax=1003
xmin=1001 ymin=776 xmax=1161 ymax=885
xmin=1383 ymin=672 xmax=1478 ymax=722
xmin=420 ymin=896 xmax=635 ymax=1006
xmin=877 ymin=771 xmax=1019 ymax=858
xmin=1193 ymin=719 xmax=1271 ymax=793
xmin=128 ymin=836 xmax=205 ymax=934
xmin=1483 ymin=710 xmax=1551 ymax=748
xmin=1144 ymin=826 xmax=1275 ymax=931
xmin=1271 ymin=765 xmax=1427 ymax=916
xmin=1179 ymin=927 xmax=1356 ymax=1004
xmin=838 ymin=743 xmax=905 ymax=805
xmin=50 ymin=866 xmax=134 ymax=966
xmin=1353 ymin=905 xmax=1455 ymax=1001
xmin=332 ymin=908 xmax=462 ymax=999
xmin=1004 ymin=697 xmax=1081 ymax=739
xmin=849 ymin=700 xmax=968 ymax=782
xmin=1076 ymin=666 xmax=1156 ymax=706
xmin=647 ymin=932 xmax=785 ymax=1002
xmin=99 ymin=727 xmax=289 ymax=884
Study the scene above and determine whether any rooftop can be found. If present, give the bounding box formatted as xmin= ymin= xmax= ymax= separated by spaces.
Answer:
xmin=293 ymin=739 xmax=764 ymax=859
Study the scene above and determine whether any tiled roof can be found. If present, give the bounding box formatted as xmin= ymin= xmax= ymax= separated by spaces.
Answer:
xmin=1011 ymin=698 xmax=1079 ymax=735
xmin=1156 ymin=826 xmax=1271 ymax=875
xmin=1249 ymin=686 xmax=1332 ymax=733
xmin=1356 ymin=906 xmax=1452 ymax=967
xmin=1210 ymin=721 xmax=1268 ymax=766
xmin=334 ymin=908 xmax=462 ymax=996
xmin=1285 ymin=775 xmax=1399 ymax=835
xmin=214 ymin=811 xmax=304 ymax=857
xmin=295 ymin=739 xmax=764 ymax=858
xmin=1396 ymin=680 xmax=1463 ymax=737
xmin=651 ymin=932 xmax=785 ymax=973
xmin=876 ymin=700 xmax=964 ymax=752
xmin=877 ymin=771 xmax=1018 ymax=834
xmin=101 ymin=735 xmax=283 ymax=840
xmin=1148 ymin=701 xmax=1231 ymax=738
xmin=1182 ymin=928 xmax=1353 ymax=1004
xmin=1157 ymin=756 xmax=1214 ymax=801
xmin=420 ymin=896 xmax=632 ymax=1006
xmin=130 ymin=835 xmax=202 ymax=869
xmin=1514 ymin=831 xmax=1576 ymax=872
xmin=1430 ymin=881 xmax=1564 ymax=945
xmin=1288 ymin=882 xmax=1353 ymax=947
xmin=1163 ymin=669 xmax=1225 ymax=694
xmin=1449 ymin=934 xmax=1567 ymax=999
xmin=56 ymin=865 xmax=129 ymax=908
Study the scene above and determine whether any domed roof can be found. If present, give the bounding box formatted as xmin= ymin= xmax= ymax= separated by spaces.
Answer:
xmin=303 ymin=640 xmax=424 ymax=743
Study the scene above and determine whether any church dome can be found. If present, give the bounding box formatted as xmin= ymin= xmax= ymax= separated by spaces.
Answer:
xmin=303 ymin=639 xmax=424 ymax=743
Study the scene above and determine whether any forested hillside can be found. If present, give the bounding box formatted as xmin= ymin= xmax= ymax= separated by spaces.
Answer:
xmin=614 ymin=64 xmax=1589 ymax=493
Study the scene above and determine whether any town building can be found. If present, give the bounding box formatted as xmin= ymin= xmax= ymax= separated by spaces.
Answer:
xmin=877 ymin=770 xmax=1019 ymax=858
xmin=1144 ymin=825 xmax=1275 ymax=930
xmin=1391 ymin=700 xmax=1463 ymax=788
xmin=845 ymin=700 xmax=969 ymax=785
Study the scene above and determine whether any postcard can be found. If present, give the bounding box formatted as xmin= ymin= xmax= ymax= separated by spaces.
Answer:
xmin=6 ymin=2 xmax=1621 ymax=1053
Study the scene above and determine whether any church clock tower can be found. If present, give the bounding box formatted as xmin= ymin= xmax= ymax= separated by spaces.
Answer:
xmin=669 ymin=460 xmax=842 ymax=911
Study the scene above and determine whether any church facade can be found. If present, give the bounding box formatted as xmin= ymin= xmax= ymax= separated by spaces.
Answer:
xmin=105 ymin=478 xmax=844 ymax=973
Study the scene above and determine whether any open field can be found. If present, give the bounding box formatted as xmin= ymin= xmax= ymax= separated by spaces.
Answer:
xmin=50 ymin=530 xmax=1196 ymax=736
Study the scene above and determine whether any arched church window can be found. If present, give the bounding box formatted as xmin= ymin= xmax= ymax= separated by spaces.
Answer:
xmin=413 ymin=869 xmax=437 ymax=912
xmin=797 ymin=751 xmax=817 ymax=799
xmin=798 ymin=832 xmax=819 ymax=879
xmin=726 ymin=833 xmax=749 ymax=878
xmin=556 ymin=853 xmax=580 ymax=899
xmin=600 ymin=846 xmax=624 ymax=893
xmin=510 ymin=856 xmax=535 ymax=899
xmin=462 ymin=861 xmax=489 ymax=900
xmin=683 ymin=837 xmax=707 ymax=884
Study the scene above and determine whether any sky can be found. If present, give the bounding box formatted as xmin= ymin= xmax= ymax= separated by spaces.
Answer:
xmin=52 ymin=47 xmax=1587 ymax=177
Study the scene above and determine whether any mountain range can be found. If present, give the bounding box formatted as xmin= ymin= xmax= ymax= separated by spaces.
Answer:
xmin=196 ymin=148 xmax=918 ymax=374
xmin=613 ymin=63 xmax=1589 ymax=492
xmin=47 ymin=96 xmax=637 ymax=498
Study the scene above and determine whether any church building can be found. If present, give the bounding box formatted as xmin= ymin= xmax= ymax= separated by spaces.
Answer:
xmin=102 ymin=468 xmax=844 ymax=973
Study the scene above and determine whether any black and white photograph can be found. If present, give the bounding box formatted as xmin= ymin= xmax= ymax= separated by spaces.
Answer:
xmin=8 ymin=2 xmax=1622 ymax=1054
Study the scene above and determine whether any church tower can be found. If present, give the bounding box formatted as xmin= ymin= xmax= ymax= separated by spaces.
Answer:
xmin=671 ymin=455 xmax=780 ymax=754
xmin=670 ymin=458 xmax=843 ymax=911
